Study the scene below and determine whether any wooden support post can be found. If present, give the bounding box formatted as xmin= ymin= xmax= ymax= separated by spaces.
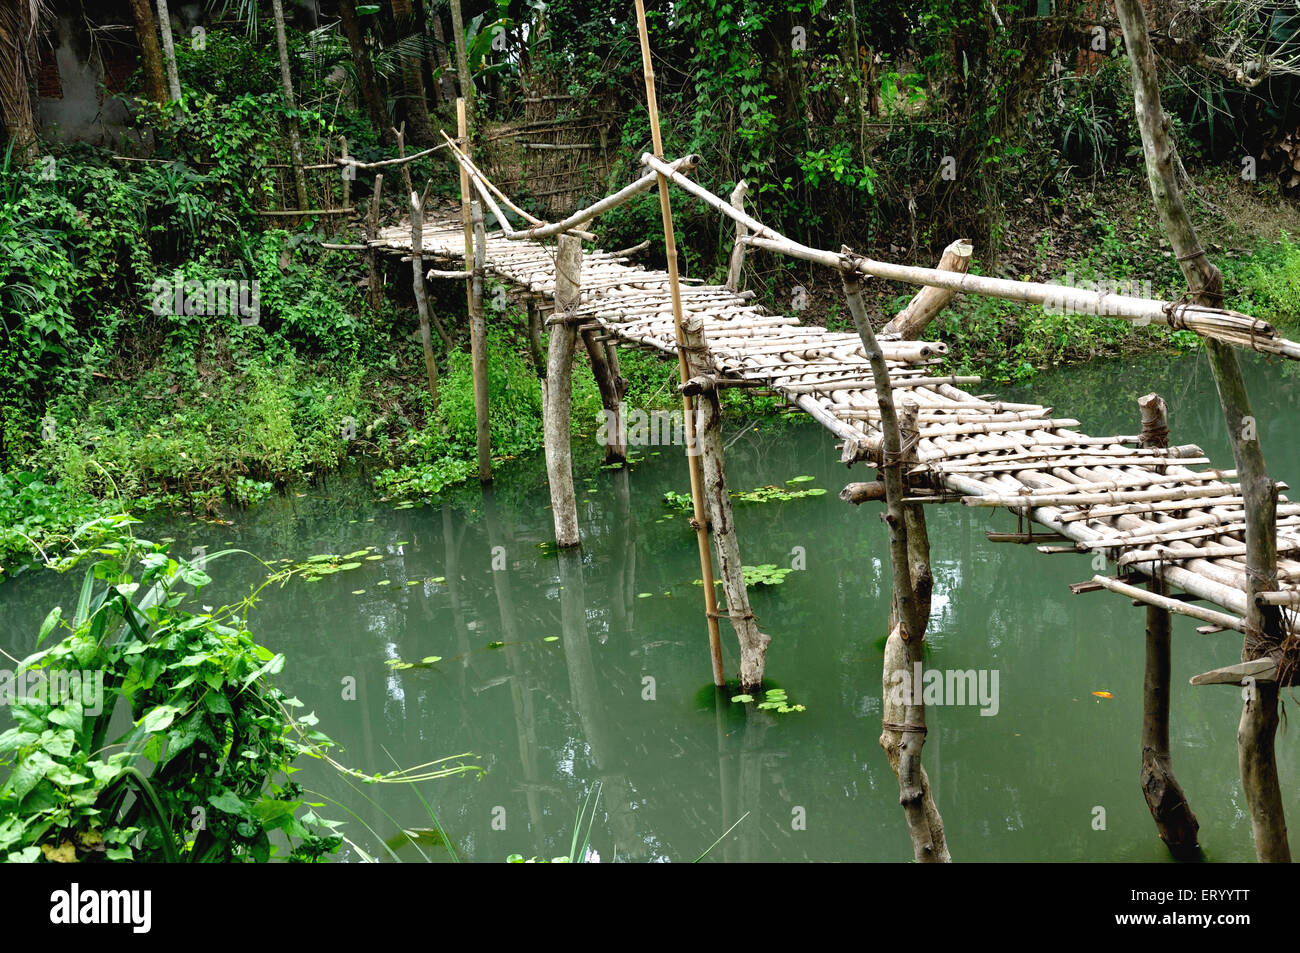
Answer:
xmin=681 ymin=315 xmax=770 ymax=691
xmin=582 ymin=323 xmax=626 ymax=465
xmin=366 ymin=172 xmax=384 ymax=313
xmin=409 ymin=185 xmax=440 ymax=410
xmin=471 ymin=200 xmax=491 ymax=483
xmin=843 ymin=269 xmax=948 ymax=862
xmin=635 ymin=0 xmax=725 ymax=687
xmin=1136 ymin=393 xmax=1200 ymax=855
xmin=724 ymin=180 xmax=749 ymax=293
xmin=544 ymin=234 xmax=582 ymax=547
xmin=526 ymin=297 xmax=546 ymax=378
xmin=1117 ymin=0 xmax=1289 ymax=863
xmin=270 ymin=0 xmax=310 ymax=212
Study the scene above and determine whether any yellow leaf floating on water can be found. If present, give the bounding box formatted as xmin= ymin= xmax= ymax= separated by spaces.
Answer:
xmin=1092 ymin=691 xmax=1114 ymax=699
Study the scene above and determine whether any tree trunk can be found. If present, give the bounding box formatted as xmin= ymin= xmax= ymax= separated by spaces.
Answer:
xmin=338 ymin=0 xmax=391 ymax=142
xmin=154 ymin=0 xmax=182 ymax=104
xmin=126 ymin=0 xmax=167 ymax=106
xmin=366 ymin=172 xmax=384 ymax=312
xmin=429 ymin=8 xmax=458 ymax=103
xmin=1115 ymin=0 xmax=1290 ymax=863
xmin=270 ymin=0 xmax=310 ymax=211
xmin=390 ymin=0 xmax=434 ymax=145
xmin=0 ymin=0 xmax=38 ymax=164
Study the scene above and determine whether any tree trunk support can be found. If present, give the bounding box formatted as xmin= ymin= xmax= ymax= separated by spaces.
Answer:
xmin=680 ymin=315 xmax=770 ymax=691
xmin=1116 ymin=0 xmax=1289 ymax=863
xmin=843 ymin=269 xmax=949 ymax=862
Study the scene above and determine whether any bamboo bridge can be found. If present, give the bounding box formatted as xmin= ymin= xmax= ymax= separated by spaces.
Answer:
xmin=343 ymin=58 xmax=1300 ymax=860
xmin=367 ymin=194 xmax=1300 ymax=654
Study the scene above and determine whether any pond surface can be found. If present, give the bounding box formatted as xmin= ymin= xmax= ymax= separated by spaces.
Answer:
xmin=4 ymin=350 xmax=1300 ymax=862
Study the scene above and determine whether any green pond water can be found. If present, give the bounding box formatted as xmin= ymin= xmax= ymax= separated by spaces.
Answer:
xmin=4 ymin=350 xmax=1300 ymax=862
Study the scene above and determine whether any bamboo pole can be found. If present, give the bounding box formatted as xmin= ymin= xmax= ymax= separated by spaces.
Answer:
xmin=882 ymin=239 xmax=973 ymax=339
xmin=471 ymin=200 xmax=491 ymax=483
xmin=639 ymin=153 xmax=1300 ymax=360
xmin=409 ymin=186 xmax=440 ymax=409
xmin=366 ymin=172 xmax=384 ymax=313
xmin=458 ymin=98 xmax=475 ymax=355
xmin=1089 ymin=575 xmax=1245 ymax=633
xmin=724 ymin=180 xmax=749 ymax=292
xmin=634 ymin=0 xmax=724 ymax=687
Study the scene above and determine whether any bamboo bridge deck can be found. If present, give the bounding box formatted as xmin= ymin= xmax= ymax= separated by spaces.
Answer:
xmin=369 ymin=216 xmax=1299 ymax=637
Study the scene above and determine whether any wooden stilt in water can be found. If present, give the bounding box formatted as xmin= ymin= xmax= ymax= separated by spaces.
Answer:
xmin=843 ymin=271 xmax=948 ymax=862
xmin=470 ymin=200 xmax=491 ymax=483
xmin=583 ymin=324 xmax=626 ymax=464
xmin=680 ymin=314 xmax=770 ymax=691
xmin=1136 ymin=393 xmax=1200 ymax=854
xmin=634 ymin=0 xmax=725 ymax=686
xmin=526 ymin=297 xmax=546 ymax=377
xmin=544 ymin=233 xmax=582 ymax=547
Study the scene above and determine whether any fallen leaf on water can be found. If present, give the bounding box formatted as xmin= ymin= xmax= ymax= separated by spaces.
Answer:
xmin=1092 ymin=691 xmax=1114 ymax=699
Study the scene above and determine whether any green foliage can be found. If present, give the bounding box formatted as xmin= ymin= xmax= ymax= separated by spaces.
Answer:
xmin=0 ymin=473 xmax=117 ymax=582
xmin=0 ymin=519 xmax=343 ymax=862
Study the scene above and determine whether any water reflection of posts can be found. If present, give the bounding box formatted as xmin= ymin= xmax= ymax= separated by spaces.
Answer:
xmin=556 ymin=547 xmax=641 ymax=860
xmin=608 ymin=467 xmax=638 ymax=638
xmin=483 ymin=488 xmax=545 ymax=852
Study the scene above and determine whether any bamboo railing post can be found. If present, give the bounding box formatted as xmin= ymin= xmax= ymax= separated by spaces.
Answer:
xmin=635 ymin=0 xmax=725 ymax=687
xmin=724 ymin=180 xmax=749 ymax=292
xmin=366 ymin=172 xmax=384 ymax=313
xmin=544 ymin=234 xmax=582 ymax=547
xmin=1116 ymin=0 xmax=1290 ymax=863
xmin=680 ymin=315 xmax=771 ymax=691
xmin=1136 ymin=393 xmax=1200 ymax=855
xmin=471 ymin=200 xmax=491 ymax=483
xmin=843 ymin=269 xmax=948 ymax=863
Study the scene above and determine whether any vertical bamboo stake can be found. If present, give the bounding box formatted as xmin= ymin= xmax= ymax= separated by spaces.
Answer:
xmin=366 ymin=172 xmax=384 ymax=312
xmin=458 ymin=98 xmax=475 ymax=352
xmin=545 ymin=234 xmax=582 ymax=547
xmin=634 ymin=0 xmax=725 ymax=687
xmin=339 ymin=136 xmax=350 ymax=212
xmin=681 ymin=316 xmax=770 ymax=690
xmin=1137 ymin=393 xmax=1199 ymax=854
xmin=724 ymin=180 xmax=749 ymax=292
xmin=526 ymin=297 xmax=546 ymax=377
xmin=471 ymin=200 xmax=492 ymax=483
